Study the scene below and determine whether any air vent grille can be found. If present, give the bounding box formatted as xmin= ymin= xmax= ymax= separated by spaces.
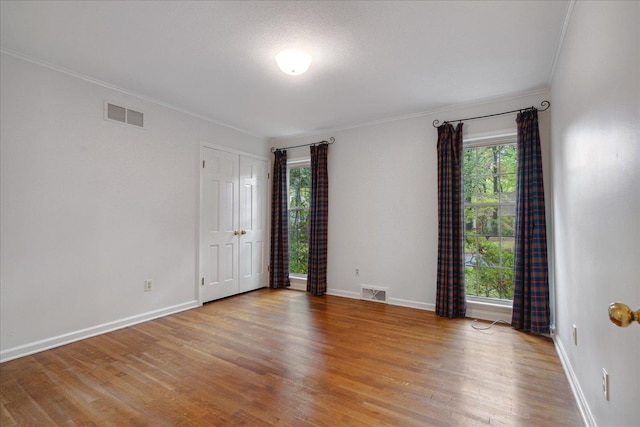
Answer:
xmin=361 ymin=285 xmax=388 ymax=303
xmin=107 ymin=103 xmax=126 ymax=122
xmin=105 ymin=102 xmax=144 ymax=128
xmin=126 ymin=109 xmax=144 ymax=127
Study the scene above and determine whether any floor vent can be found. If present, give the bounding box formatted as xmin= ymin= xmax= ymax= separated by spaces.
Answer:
xmin=360 ymin=285 xmax=388 ymax=303
xmin=105 ymin=101 xmax=144 ymax=128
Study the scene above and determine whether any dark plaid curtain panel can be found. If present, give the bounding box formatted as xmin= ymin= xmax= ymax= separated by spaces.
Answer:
xmin=269 ymin=150 xmax=290 ymax=289
xmin=511 ymin=110 xmax=550 ymax=334
xmin=307 ymin=144 xmax=329 ymax=296
xmin=436 ymin=123 xmax=466 ymax=318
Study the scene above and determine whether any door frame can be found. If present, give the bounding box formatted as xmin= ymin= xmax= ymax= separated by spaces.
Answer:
xmin=197 ymin=141 xmax=269 ymax=305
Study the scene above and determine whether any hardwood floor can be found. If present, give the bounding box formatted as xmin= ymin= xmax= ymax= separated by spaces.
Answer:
xmin=1 ymin=289 xmax=582 ymax=426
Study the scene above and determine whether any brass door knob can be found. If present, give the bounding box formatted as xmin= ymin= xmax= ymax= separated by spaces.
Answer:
xmin=233 ymin=230 xmax=240 ymax=236
xmin=608 ymin=302 xmax=640 ymax=327
xmin=240 ymin=230 xmax=247 ymax=235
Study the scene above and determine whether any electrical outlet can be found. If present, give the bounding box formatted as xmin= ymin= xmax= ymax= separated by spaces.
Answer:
xmin=144 ymin=280 xmax=153 ymax=292
xmin=572 ymin=324 xmax=577 ymax=346
xmin=355 ymin=268 xmax=360 ymax=276
xmin=602 ymin=368 xmax=609 ymax=401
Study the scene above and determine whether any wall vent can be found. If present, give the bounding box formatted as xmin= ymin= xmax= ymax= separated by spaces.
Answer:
xmin=360 ymin=285 xmax=388 ymax=303
xmin=105 ymin=102 xmax=144 ymax=128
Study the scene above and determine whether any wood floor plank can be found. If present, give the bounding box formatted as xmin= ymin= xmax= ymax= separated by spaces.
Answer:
xmin=0 ymin=289 xmax=583 ymax=426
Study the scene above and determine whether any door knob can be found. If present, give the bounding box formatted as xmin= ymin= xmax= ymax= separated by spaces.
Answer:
xmin=233 ymin=230 xmax=240 ymax=236
xmin=608 ymin=302 xmax=640 ymax=327
xmin=240 ymin=230 xmax=247 ymax=235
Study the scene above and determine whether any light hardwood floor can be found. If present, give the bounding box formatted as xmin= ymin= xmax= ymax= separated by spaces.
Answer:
xmin=1 ymin=289 xmax=583 ymax=426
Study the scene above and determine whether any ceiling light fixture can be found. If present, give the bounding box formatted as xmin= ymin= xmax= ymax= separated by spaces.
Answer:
xmin=276 ymin=49 xmax=311 ymax=75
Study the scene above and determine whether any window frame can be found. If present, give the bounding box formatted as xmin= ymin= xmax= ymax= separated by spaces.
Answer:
xmin=463 ymin=132 xmax=517 ymax=306
xmin=287 ymin=157 xmax=311 ymax=279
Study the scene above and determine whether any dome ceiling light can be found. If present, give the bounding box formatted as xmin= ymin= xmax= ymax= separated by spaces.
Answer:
xmin=276 ymin=49 xmax=312 ymax=75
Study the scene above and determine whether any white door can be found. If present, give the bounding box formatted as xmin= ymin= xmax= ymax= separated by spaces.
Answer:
xmin=201 ymin=147 xmax=240 ymax=303
xmin=200 ymin=146 xmax=268 ymax=303
xmin=239 ymin=156 xmax=267 ymax=292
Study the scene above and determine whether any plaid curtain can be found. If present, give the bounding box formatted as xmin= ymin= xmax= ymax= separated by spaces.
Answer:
xmin=436 ymin=123 xmax=467 ymax=319
xmin=436 ymin=123 xmax=466 ymax=318
xmin=511 ymin=110 xmax=550 ymax=334
xmin=307 ymin=144 xmax=329 ymax=296
xmin=269 ymin=150 xmax=290 ymax=289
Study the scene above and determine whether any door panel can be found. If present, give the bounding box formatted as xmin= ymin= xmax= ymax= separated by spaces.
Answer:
xmin=201 ymin=147 xmax=239 ymax=303
xmin=209 ymin=245 xmax=220 ymax=284
xmin=239 ymin=156 xmax=267 ymax=292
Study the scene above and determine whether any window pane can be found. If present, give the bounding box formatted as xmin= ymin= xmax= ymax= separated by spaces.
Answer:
xmin=464 ymin=207 xmax=477 ymax=235
xmin=499 ymin=144 xmax=517 ymax=174
xmin=478 ymin=267 xmax=501 ymax=298
xmin=465 ymin=266 xmax=479 ymax=296
xmin=500 ymin=238 xmax=515 ymax=268
xmin=289 ymin=167 xmax=310 ymax=208
xmin=477 ymin=206 xmax=498 ymax=236
xmin=476 ymin=146 xmax=498 ymax=173
xmin=498 ymin=269 xmax=514 ymax=299
xmin=499 ymin=174 xmax=517 ymax=203
xmin=500 ymin=207 xmax=515 ymax=237
xmin=464 ymin=235 xmax=479 ymax=265
xmin=463 ymin=149 xmax=476 ymax=203
xmin=475 ymin=174 xmax=499 ymax=204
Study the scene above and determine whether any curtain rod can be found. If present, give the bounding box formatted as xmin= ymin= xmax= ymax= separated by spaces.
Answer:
xmin=432 ymin=100 xmax=550 ymax=128
xmin=270 ymin=136 xmax=335 ymax=153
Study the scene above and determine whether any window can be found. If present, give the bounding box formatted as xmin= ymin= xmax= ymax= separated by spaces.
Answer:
xmin=463 ymin=136 xmax=517 ymax=301
xmin=288 ymin=161 xmax=311 ymax=276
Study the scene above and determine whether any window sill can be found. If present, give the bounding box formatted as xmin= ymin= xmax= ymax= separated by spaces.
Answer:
xmin=289 ymin=275 xmax=307 ymax=291
xmin=466 ymin=298 xmax=513 ymax=322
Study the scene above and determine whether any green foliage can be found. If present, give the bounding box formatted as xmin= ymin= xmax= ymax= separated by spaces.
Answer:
xmin=289 ymin=167 xmax=310 ymax=208
xmin=465 ymin=236 xmax=514 ymax=299
xmin=289 ymin=166 xmax=311 ymax=274
xmin=464 ymin=143 xmax=517 ymax=300
xmin=464 ymin=145 xmax=517 ymax=205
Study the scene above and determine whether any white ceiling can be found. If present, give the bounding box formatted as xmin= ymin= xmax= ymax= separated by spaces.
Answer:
xmin=0 ymin=0 xmax=570 ymax=139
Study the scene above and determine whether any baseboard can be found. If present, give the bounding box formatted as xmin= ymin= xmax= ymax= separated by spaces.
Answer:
xmin=0 ymin=300 xmax=199 ymax=363
xmin=326 ymin=288 xmax=360 ymax=299
xmin=327 ymin=288 xmax=436 ymax=312
xmin=388 ymin=297 xmax=435 ymax=311
xmin=553 ymin=335 xmax=595 ymax=427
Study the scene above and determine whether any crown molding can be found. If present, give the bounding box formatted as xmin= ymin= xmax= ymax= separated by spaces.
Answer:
xmin=548 ymin=0 xmax=576 ymax=87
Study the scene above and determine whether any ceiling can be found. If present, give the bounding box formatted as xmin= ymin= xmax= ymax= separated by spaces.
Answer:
xmin=0 ymin=1 xmax=570 ymax=139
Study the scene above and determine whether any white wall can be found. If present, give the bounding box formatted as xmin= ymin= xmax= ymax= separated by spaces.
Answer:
xmin=270 ymin=91 xmax=551 ymax=316
xmin=0 ymin=52 xmax=268 ymax=361
xmin=550 ymin=1 xmax=639 ymax=426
